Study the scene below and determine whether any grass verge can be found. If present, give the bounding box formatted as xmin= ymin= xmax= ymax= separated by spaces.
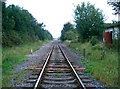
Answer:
xmin=65 ymin=41 xmax=118 ymax=87
xmin=2 ymin=40 xmax=49 ymax=87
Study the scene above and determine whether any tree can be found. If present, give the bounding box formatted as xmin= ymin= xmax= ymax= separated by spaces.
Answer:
xmin=60 ymin=22 xmax=74 ymax=41
xmin=44 ymin=30 xmax=53 ymax=40
xmin=74 ymin=2 xmax=104 ymax=42
xmin=107 ymin=1 xmax=120 ymax=15
xmin=2 ymin=2 xmax=53 ymax=47
xmin=64 ymin=30 xmax=78 ymax=41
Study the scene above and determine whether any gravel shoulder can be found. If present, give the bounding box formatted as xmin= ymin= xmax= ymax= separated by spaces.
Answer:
xmin=61 ymin=42 xmax=106 ymax=88
xmin=10 ymin=42 xmax=53 ymax=87
xmin=9 ymin=41 xmax=106 ymax=88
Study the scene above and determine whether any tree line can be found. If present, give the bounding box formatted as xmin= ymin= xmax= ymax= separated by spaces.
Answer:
xmin=60 ymin=2 xmax=120 ymax=44
xmin=2 ymin=2 xmax=53 ymax=47
xmin=60 ymin=22 xmax=78 ymax=41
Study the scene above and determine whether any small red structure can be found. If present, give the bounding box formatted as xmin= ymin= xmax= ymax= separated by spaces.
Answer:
xmin=103 ymin=31 xmax=112 ymax=47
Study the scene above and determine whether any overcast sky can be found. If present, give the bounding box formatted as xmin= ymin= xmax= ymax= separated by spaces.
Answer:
xmin=6 ymin=0 xmax=118 ymax=38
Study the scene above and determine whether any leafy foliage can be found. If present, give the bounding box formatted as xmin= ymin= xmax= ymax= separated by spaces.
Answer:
xmin=89 ymin=36 xmax=99 ymax=46
xmin=64 ymin=30 xmax=77 ymax=40
xmin=2 ymin=2 xmax=53 ymax=47
xmin=74 ymin=2 xmax=104 ymax=42
xmin=107 ymin=1 xmax=120 ymax=15
xmin=60 ymin=22 xmax=78 ymax=41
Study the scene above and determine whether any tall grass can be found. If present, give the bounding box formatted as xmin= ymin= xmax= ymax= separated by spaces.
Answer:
xmin=66 ymin=42 xmax=118 ymax=87
xmin=2 ymin=40 xmax=49 ymax=87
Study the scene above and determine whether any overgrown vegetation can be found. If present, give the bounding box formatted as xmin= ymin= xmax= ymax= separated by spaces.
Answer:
xmin=60 ymin=2 xmax=104 ymax=42
xmin=107 ymin=1 xmax=120 ymax=15
xmin=60 ymin=1 xmax=119 ymax=88
xmin=2 ymin=40 xmax=48 ymax=87
xmin=2 ymin=1 xmax=54 ymax=88
xmin=2 ymin=2 xmax=53 ymax=47
xmin=60 ymin=22 xmax=78 ymax=41
xmin=65 ymin=41 xmax=118 ymax=87
xmin=74 ymin=2 xmax=104 ymax=42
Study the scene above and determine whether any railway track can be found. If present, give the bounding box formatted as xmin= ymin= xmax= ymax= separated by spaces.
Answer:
xmin=26 ymin=44 xmax=93 ymax=89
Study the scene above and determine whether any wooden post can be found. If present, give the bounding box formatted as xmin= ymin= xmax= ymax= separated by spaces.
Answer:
xmin=83 ymin=48 xmax=86 ymax=58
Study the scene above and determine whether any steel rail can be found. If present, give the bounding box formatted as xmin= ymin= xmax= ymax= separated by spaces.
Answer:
xmin=34 ymin=46 xmax=54 ymax=89
xmin=58 ymin=45 xmax=86 ymax=89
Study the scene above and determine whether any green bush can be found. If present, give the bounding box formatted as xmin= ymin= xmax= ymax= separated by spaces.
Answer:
xmin=90 ymin=36 xmax=98 ymax=46
xmin=2 ymin=31 xmax=22 ymax=47
xmin=91 ymin=44 xmax=104 ymax=50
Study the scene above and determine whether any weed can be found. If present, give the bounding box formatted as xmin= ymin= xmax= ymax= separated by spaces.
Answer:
xmin=2 ymin=40 xmax=49 ymax=87
xmin=66 ymin=41 xmax=118 ymax=87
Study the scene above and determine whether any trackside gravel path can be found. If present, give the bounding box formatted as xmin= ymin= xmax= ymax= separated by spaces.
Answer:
xmin=8 ymin=41 xmax=106 ymax=88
